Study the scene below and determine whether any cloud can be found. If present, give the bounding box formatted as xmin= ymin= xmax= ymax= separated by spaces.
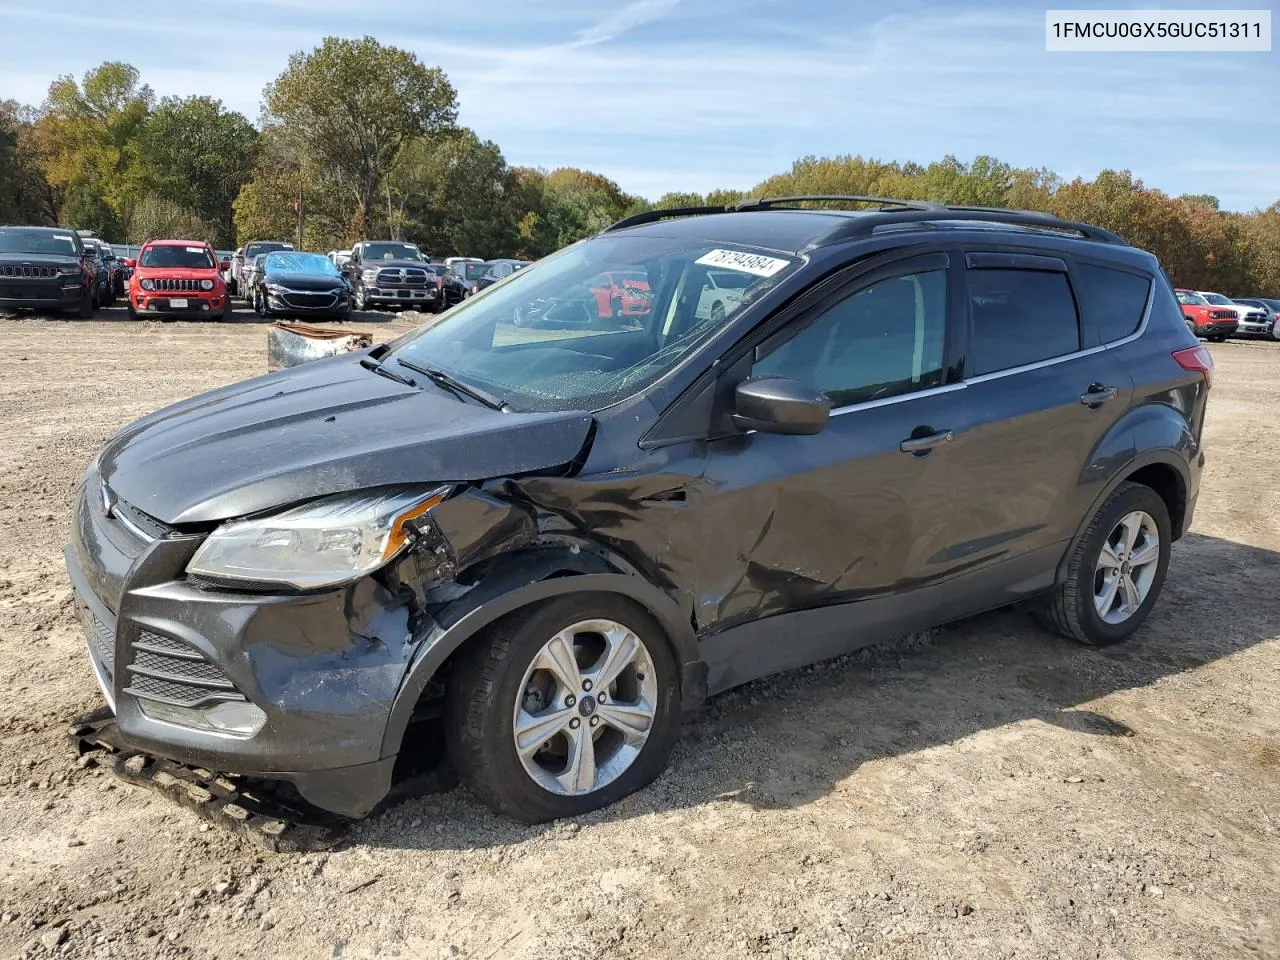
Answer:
xmin=572 ymin=0 xmax=682 ymax=46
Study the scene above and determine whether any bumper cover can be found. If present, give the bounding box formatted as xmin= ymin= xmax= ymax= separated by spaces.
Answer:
xmin=64 ymin=474 xmax=419 ymax=816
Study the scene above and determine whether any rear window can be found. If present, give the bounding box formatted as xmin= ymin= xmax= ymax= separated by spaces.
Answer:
xmin=968 ymin=269 xmax=1080 ymax=376
xmin=1075 ymin=263 xmax=1151 ymax=343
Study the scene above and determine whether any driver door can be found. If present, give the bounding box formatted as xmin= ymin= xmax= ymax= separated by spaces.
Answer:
xmin=691 ymin=252 xmax=967 ymax=688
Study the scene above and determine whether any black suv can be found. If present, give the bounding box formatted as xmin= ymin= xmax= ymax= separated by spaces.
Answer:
xmin=0 ymin=225 xmax=96 ymax=317
xmin=65 ymin=198 xmax=1209 ymax=823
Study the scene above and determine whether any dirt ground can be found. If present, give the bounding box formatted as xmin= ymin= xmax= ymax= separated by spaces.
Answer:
xmin=0 ymin=304 xmax=1277 ymax=960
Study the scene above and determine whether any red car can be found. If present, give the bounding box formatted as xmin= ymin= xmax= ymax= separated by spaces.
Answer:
xmin=126 ymin=239 xmax=230 ymax=321
xmin=588 ymin=271 xmax=651 ymax=319
xmin=1176 ymin=289 xmax=1238 ymax=342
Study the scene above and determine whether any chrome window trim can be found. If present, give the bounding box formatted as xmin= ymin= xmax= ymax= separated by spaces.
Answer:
xmin=829 ymin=381 xmax=966 ymax=417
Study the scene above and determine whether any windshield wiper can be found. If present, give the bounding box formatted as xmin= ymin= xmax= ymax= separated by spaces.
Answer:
xmin=395 ymin=358 xmax=507 ymax=411
xmin=360 ymin=355 xmax=417 ymax=387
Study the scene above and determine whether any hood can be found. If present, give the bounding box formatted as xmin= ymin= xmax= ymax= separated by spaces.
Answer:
xmin=99 ymin=353 xmax=594 ymax=526
xmin=265 ymin=271 xmax=347 ymax=290
xmin=362 ymin=259 xmax=431 ymax=271
xmin=0 ymin=251 xmax=80 ymax=266
xmin=136 ymin=266 xmax=220 ymax=279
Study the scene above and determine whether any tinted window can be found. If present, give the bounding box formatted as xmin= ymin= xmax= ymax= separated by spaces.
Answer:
xmin=754 ymin=270 xmax=947 ymax=407
xmin=1075 ymin=263 xmax=1151 ymax=343
xmin=365 ymin=242 xmax=422 ymax=261
xmin=0 ymin=228 xmax=78 ymax=256
xmin=243 ymin=242 xmax=293 ymax=259
xmin=968 ymin=269 xmax=1079 ymax=375
xmin=139 ymin=245 xmax=216 ymax=269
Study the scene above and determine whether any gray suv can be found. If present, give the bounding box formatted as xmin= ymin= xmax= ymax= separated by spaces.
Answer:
xmin=66 ymin=198 xmax=1210 ymax=824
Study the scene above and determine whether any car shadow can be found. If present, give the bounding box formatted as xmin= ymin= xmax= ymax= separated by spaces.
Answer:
xmin=350 ymin=531 xmax=1280 ymax=852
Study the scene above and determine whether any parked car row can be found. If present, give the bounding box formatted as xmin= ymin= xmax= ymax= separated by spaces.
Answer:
xmin=1177 ymin=288 xmax=1280 ymax=342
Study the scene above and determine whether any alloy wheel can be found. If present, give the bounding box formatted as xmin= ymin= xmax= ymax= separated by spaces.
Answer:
xmin=1094 ymin=510 xmax=1160 ymax=624
xmin=512 ymin=619 xmax=658 ymax=796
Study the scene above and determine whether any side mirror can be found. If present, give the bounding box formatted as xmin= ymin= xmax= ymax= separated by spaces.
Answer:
xmin=732 ymin=376 xmax=830 ymax=436
xmin=123 ymin=258 xmax=136 ymax=269
xmin=220 ymin=259 xmax=231 ymax=271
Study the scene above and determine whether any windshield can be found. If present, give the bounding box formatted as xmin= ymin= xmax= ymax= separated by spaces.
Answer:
xmin=465 ymin=262 xmax=490 ymax=280
xmin=385 ymin=236 xmax=798 ymax=413
xmin=1200 ymin=293 xmax=1232 ymax=305
xmin=140 ymin=245 xmax=216 ymax=269
xmin=244 ymin=242 xmax=292 ymax=259
xmin=265 ymin=252 xmax=340 ymax=275
xmin=1177 ymin=292 xmax=1207 ymax=305
xmin=0 ymin=228 xmax=78 ymax=256
xmin=364 ymin=242 xmax=422 ymax=261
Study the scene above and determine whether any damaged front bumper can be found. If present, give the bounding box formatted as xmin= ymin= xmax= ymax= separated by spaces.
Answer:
xmin=65 ymin=472 xmax=424 ymax=817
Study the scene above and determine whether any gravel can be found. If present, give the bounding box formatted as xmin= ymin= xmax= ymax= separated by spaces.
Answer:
xmin=0 ymin=308 xmax=1277 ymax=959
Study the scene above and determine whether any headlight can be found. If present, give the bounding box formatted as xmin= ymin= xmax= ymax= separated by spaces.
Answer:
xmin=362 ymin=269 xmax=379 ymax=282
xmin=58 ymin=265 xmax=81 ymax=276
xmin=140 ymin=278 xmax=155 ymax=291
xmin=187 ymin=486 xmax=451 ymax=590
xmin=200 ymin=279 xmax=214 ymax=291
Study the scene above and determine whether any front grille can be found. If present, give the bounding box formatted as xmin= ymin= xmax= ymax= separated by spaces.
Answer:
xmin=152 ymin=278 xmax=202 ymax=292
xmin=0 ymin=282 xmax=61 ymax=300
xmin=377 ymin=268 xmax=427 ymax=287
xmin=0 ymin=264 xmax=59 ymax=278
xmin=282 ymin=291 xmax=338 ymax=309
xmin=124 ymin=630 xmax=245 ymax=708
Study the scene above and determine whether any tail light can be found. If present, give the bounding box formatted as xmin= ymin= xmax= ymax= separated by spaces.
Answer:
xmin=1173 ymin=345 xmax=1213 ymax=389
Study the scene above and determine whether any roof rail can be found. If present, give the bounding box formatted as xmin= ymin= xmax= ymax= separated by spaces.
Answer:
xmin=735 ymin=195 xmax=946 ymax=212
xmin=602 ymin=198 xmax=1127 ymax=246
xmin=604 ymin=205 xmax=734 ymax=232
xmin=822 ymin=206 xmax=1127 ymax=245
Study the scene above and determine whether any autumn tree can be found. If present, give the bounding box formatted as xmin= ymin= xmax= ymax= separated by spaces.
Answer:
xmin=262 ymin=36 xmax=457 ymax=237
xmin=35 ymin=62 xmax=153 ymax=239
xmin=0 ymin=100 xmax=54 ymax=225
xmin=140 ymin=96 xmax=258 ymax=246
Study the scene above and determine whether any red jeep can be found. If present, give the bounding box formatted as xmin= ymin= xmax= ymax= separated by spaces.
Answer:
xmin=1175 ymin=289 xmax=1237 ymax=342
xmin=127 ymin=240 xmax=230 ymax=321
xmin=588 ymin=271 xmax=652 ymax=319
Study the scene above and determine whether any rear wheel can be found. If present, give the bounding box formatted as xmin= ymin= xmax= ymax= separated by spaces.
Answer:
xmin=446 ymin=595 xmax=681 ymax=823
xmin=1035 ymin=482 xmax=1171 ymax=646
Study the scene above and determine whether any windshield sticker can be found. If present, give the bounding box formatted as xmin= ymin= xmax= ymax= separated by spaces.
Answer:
xmin=695 ymin=249 xmax=790 ymax=278
xmin=54 ymin=234 xmax=73 ymax=241
xmin=185 ymin=246 xmax=205 ymax=254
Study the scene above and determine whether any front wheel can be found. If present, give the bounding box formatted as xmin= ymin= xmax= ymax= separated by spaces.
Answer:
xmin=446 ymin=595 xmax=682 ymax=823
xmin=1035 ymin=482 xmax=1171 ymax=646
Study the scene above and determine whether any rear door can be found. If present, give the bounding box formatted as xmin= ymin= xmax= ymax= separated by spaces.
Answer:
xmin=911 ymin=250 xmax=1147 ymax=586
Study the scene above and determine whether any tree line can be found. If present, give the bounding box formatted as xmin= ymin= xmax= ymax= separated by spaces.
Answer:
xmin=1 ymin=36 xmax=1277 ymax=295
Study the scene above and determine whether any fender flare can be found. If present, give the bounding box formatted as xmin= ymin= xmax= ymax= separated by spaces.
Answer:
xmin=1056 ymin=446 xmax=1192 ymax=582
xmin=380 ymin=549 xmax=703 ymax=759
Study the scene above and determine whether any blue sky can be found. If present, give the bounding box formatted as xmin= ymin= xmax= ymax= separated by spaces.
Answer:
xmin=1 ymin=0 xmax=1276 ymax=210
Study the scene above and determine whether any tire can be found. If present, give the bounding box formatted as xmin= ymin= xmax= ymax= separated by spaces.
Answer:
xmin=446 ymin=594 xmax=682 ymax=823
xmin=1035 ymin=481 xmax=1172 ymax=646
xmin=1207 ymin=335 xmax=1226 ymax=343
xmin=127 ymin=302 xmax=138 ymax=321
xmin=77 ymin=289 xmax=93 ymax=319
xmin=355 ymin=286 xmax=367 ymax=312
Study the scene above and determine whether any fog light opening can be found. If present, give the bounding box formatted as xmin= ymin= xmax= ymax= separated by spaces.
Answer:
xmin=138 ymin=699 xmax=266 ymax=737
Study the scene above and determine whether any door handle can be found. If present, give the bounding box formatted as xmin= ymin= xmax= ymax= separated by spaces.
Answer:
xmin=1080 ymin=384 xmax=1119 ymax=407
xmin=900 ymin=430 xmax=953 ymax=454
